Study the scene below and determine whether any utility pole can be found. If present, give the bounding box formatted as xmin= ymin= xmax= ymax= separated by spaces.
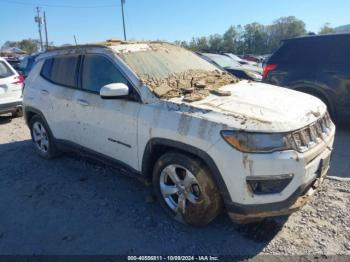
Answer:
xmin=43 ymin=11 xmax=49 ymax=50
xmin=121 ymin=0 xmax=127 ymax=41
xmin=35 ymin=7 xmax=44 ymax=51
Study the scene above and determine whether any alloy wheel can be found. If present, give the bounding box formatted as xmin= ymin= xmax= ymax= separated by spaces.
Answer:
xmin=32 ymin=122 xmax=49 ymax=153
xmin=159 ymin=164 xmax=201 ymax=215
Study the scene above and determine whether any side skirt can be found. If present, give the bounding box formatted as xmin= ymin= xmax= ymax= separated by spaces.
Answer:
xmin=55 ymin=139 xmax=142 ymax=178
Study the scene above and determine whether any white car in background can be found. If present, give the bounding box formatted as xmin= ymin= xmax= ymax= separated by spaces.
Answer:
xmin=225 ymin=53 xmax=259 ymax=67
xmin=23 ymin=41 xmax=335 ymax=226
xmin=200 ymin=53 xmax=263 ymax=81
xmin=0 ymin=57 xmax=24 ymax=117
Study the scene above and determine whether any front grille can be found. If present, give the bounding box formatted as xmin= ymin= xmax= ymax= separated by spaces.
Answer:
xmin=291 ymin=112 xmax=333 ymax=152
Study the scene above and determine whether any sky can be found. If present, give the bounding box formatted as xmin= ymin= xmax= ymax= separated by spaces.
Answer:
xmin=1 ymin=0 xmax=350 ymax=47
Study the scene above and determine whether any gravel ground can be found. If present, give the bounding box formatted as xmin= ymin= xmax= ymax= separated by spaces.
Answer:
xmin=0 ymin=116 xmax=349 ymax=256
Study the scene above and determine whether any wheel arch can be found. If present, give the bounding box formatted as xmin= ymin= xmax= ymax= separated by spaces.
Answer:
xmin=24 ymin=106 xmax=44 ymax=125
xmin=24 ymin=106 xmax=54 ymax=136
xmin=291 ymin=82 xmax=337 ymax=120
xmin=141 ymin=138 xmax=232 ymax=204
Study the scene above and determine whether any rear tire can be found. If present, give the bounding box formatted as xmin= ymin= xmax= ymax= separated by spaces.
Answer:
xmin=153 ymin=151 xmax=223 ymax=226
xmin=29 ymin=115 xmax=59 ymax=159
xmin=11 ymin=108 xmax=23 ymax=118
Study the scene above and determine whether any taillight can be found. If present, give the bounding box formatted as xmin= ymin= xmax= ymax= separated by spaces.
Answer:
xmin=263 ymin=64 xmax=277 ymax=79
xmin=12 ymin=75 xmax=25 ymax=85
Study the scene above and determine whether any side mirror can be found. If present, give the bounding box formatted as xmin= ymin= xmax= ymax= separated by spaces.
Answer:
xmin=100 ymin=83 xmax=129 ymax=99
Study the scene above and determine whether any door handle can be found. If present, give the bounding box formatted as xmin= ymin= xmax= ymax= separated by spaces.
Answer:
xmin=77 ymin=99 xmax=89 ymax=106
xmin=40 ymin=89 xmax=49 ymax=95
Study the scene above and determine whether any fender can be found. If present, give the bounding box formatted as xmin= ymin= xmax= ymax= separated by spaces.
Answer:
xmin=142 ymin=138 xmax=233 ymax=204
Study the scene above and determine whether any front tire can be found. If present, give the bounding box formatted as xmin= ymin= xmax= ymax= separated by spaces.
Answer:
xmin=29 ymin=115 xmax=59 ymax=159
xmin=153 ymin=151 xmax=223 ymax=226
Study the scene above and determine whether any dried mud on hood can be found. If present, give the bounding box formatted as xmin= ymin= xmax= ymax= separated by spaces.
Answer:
xmin=140 ymin=69 xmax=238 ymax=102
xmin=115 ymin=42 xmax=238 ymax=102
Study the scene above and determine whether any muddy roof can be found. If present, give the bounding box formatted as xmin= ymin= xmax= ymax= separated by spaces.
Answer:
xmin=44 ymin=39 xmax=174 ymax=53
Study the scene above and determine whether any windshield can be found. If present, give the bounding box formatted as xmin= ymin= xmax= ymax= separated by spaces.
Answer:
xmin=118 ymin=43 xmax=218 ymax=79
xmin=115 ymin=43 xmax=238 ymax=100
xmin=202 ymin=53 xmax=240 ymax=68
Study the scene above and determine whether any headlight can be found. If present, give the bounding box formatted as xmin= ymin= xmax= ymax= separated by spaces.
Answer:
xmin=221 ymin=131 xmax=292 ymax=153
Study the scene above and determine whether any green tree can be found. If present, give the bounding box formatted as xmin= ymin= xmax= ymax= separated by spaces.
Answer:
xmin=243 ymin=23 xmax=268 ymax=54
xmin=208 ymin=34 xmax=223 ymax=53
xmin=267 ymin=16 xmax=307 ymax=52
xmin=2 ymin=39 xmax=40 ymax=54
xmin=175 ymin=16 xmax=308 ymax=55
xmin=319 ymin=23 xmax=335 ymax=34
xmin=222 ymin=26 xmax=238 ymax=53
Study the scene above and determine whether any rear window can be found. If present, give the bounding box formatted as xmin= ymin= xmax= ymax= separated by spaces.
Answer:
xmin=0 ymin=61 xmax=14 ymax=78
xmin=40 ymin=55 xmax=80 ymax=88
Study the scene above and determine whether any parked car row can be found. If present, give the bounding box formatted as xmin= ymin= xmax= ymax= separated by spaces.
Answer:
xmin=3 ymin=33 xmax=348 ymax=226
xmin=198 ymin=53 xmax=263 ymax=81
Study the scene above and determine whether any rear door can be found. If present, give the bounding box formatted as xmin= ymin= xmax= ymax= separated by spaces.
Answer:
xmin=38 ymin=55 xmax=81 ymax=141
xmin=0 ymin=59 xmax=22 ymax=104
xmin=71 ymin=53 xmax=141 ymax=170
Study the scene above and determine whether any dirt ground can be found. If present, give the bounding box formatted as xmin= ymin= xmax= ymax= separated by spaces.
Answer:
xmin=0 ymin=115 xmax=349 ymax=256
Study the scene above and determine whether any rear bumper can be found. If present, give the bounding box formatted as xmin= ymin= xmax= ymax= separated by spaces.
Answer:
xmin=227 ymin=170 xmax=327 ymax=223
xmin=0 ymin=100 xmax=22 ymax=114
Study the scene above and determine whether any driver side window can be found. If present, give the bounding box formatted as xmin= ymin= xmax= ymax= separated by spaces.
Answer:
xmin=82 ymin=54 xmax=127 ymax=93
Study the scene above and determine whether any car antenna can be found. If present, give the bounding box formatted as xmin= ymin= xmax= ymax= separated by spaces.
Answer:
xmin=74 ymin=35 xmax=78 ymax=46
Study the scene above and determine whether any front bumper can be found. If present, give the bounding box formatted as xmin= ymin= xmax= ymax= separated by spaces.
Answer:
xmin=207 ymin=123 xmax=335 ymax=224
xmin=227 ymin=169 xmax=328 ymax=223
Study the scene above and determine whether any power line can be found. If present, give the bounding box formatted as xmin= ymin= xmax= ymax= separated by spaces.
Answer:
xmin=3 ymin=0 xmax=119 ymax=9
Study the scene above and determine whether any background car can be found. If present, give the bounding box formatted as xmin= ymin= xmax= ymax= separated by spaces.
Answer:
xmin=263 ymin=33 xmax=350 ymax=123
xmin=240 ymin=54 xmax=259 ymax=63
xmin=17 ymin=53 xmax=40 ymax=77
xmin=224 ymin=53 xmax=258 ymax=66
xmin=199 ymin=53 xmax=262 ymax=81
xmin=5 ymin=57 xmax=21 ymax=71
xmin=0 ymin=57 xmax=24 ymax=117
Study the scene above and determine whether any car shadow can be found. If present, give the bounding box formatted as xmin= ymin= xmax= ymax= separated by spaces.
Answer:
xmin=0 ymin=115 xmax=12 ymax=125
xmin=0 ymin=140 xmax=291 ymax=256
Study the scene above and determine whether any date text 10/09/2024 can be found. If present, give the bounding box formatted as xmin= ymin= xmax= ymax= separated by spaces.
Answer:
xmin=127 ymin=256 xmax=220 ymax=261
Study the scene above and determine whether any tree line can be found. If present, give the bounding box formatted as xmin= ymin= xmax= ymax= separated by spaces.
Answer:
xmin=175 ymin=16 xmax=338 ymax=55
xmin=0 ymin=16 xmax=343 ymax=55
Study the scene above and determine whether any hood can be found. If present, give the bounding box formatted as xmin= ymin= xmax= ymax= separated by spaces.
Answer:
xmin=169 ymin=81 xmax=327 ymax=133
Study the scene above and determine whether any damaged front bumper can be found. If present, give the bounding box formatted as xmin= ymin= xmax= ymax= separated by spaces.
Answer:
xmin=227 ymin=169 xmax=328 ymax=224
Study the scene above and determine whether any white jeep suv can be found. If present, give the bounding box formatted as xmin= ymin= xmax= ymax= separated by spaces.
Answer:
xmin=23 ymin=41 xmax=335 ymax=225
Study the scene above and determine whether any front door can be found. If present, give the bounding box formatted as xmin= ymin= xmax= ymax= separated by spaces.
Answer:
xmin=72 ymin=53 xmax=141 ymax=170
